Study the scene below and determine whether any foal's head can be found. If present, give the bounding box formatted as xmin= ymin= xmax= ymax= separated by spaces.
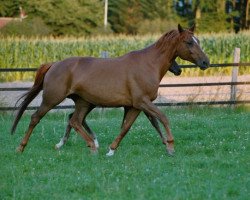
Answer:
xmin=176 ymin=24 xmax=210 ymax=70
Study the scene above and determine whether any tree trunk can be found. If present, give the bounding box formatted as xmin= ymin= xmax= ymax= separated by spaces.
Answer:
xmin=246 ymin=0 xmax=250 ymax=28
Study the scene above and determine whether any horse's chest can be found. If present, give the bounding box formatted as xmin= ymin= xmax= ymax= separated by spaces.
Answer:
xmin=131 ymin=78 xmax=159 ymax=101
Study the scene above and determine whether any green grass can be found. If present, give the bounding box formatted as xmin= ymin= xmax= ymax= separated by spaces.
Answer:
xmin=0 ymin=107 xmax=249 ymax=199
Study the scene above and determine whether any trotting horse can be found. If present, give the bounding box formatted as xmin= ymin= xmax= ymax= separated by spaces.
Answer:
xmin=54 ymin=61 xmax=182 ymax=151
xmin=11 ymin=24 xmax=209 ymax=156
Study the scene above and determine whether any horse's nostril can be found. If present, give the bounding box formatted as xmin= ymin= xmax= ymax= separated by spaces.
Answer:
xmin=202 ymin=61 xmax=207 ymax=66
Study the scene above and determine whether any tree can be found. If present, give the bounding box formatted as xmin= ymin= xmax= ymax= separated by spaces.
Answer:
xmin=137 ymin=0 xmax=180 ymax=34
xmin=174 ymin=0 xmax=230 ymax=32
xmin=108 ymin=0 xmax=143 ymax=34
xmin=0 ymin=0 xmax=19 ymax=17
xmin=20 ymin=0 xmax=104 ymax=36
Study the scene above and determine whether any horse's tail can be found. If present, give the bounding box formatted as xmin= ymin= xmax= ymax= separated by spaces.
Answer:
xmin=11 ymin=62 xmax=54 ymax=134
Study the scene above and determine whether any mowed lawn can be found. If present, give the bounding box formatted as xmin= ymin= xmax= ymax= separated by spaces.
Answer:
xmin=0 ymin=107 xmax=249 ymax=200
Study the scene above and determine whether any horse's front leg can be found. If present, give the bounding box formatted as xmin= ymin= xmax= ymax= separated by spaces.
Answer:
xmin=138 ymin=99 xmax=174 ymax=156
xmin=106 ymin=107 xmax=140 ymax=156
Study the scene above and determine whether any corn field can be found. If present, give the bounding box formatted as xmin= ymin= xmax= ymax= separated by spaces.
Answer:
xmin=0 ymin=32 xmax=249 ymax=82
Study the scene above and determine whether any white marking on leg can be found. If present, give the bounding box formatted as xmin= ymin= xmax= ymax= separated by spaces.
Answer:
xmin=55 ymin=138 xmax=64 ymax=149
xmin=106 ymin=148 xmax=115 ymax=156
xmin=94 ymin=138 xmax=99 ymax=148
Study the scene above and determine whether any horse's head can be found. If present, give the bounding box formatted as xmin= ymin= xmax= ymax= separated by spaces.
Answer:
xmin=176 ymin=24 xmax=210 ymax=70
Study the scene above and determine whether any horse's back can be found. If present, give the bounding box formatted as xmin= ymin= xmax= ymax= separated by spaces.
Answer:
xmin=42 ymin=56 xmax=132 ymax=106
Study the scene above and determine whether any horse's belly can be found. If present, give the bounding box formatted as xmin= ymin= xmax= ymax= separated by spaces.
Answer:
xmin=76 ymin=88 xmax=132 ymax=107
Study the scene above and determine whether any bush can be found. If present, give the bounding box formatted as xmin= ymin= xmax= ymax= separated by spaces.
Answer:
xmin=0 ymin=17 xmax=51 ymax=37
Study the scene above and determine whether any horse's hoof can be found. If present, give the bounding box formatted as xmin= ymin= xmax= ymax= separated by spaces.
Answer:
xmin=106 ymin=148 xmax=115 ymax=156
xmin=91 ymin=148 xmax=98 ymax=155
xmin=166 ymin=148 xmax=175 ymax=156
xmin=55 ymin=139 xmax=64 ymax=150
xmin=16 ymin=145 xmax=24 ymax=153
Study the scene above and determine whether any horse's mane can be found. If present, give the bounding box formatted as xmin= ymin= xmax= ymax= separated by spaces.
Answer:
xmin=155 ymin=30 xmax=179 ymax=53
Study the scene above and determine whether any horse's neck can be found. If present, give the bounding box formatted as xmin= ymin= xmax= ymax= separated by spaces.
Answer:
xmin=144 ymin=41 xmax=178 ymax=81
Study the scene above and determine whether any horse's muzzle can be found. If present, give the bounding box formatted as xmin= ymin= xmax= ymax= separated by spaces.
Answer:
xmin=198 ymin=59 xmax=210 ymax=71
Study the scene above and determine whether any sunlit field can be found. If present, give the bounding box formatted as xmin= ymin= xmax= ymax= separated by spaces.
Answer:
xmin=1 ymin=107 xmax=249 ymax=199
xmin=0 ymin=32 xmax=250 ymax=81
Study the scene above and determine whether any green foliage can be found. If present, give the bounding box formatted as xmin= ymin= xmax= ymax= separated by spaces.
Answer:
xmin=0 ymin=0 xmax=19 ymax=17
xmin=0 ymin=108 xmax=249 ymax=199
xmin=19 ymin=0 xmax=104 ymax=36
xmin=196 ymin=12 xmax=229 ymax=33
xmin=0 ymin=17 xmax=51 ymax=37
xmin=109 ymin=0 xmax=143 ymax=34
xmin=0 ymin=0 xmax=248 ymax=36
xmin=137 ymin=18 xmax=177 ymax=34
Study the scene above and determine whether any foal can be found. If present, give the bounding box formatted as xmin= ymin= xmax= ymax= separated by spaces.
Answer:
xmin=12 ymin=24 xmax=209 ymax=156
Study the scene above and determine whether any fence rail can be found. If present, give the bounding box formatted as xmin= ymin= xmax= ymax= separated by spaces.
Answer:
xmin=1 ymin=62 xmax=250 ymax=111
xmin=0 ymin=62 xmax=250 ymax=72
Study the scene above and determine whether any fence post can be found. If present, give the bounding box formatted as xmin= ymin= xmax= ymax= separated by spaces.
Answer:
xmin=101 ymin=51 xmax=109 ymax=58
xmin=230 ymin=48 xmax=240 ymax=104
xmin=99 ymin=51 xmax=109 ymax=114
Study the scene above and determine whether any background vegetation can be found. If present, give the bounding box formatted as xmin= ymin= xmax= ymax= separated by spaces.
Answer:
xmin=0 ymin=0 xmax=249 ymax=36
xmin=0 ymin=31 xmax=249 ymax=82
xmin=0 ymin=107 xmax=249 ymax=199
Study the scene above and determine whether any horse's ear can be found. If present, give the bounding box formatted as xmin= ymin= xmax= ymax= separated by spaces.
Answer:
xmin=178 ymin=24 xmax=184 ymax=33
xmin=189 ymin=24 xmax=195 ymax=32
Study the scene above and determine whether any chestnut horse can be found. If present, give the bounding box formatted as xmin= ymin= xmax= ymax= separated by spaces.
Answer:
xmin=54 ymin=61 xmax=182 ymax=151
xmin=11 ymin=24 xmax=209 ymax=156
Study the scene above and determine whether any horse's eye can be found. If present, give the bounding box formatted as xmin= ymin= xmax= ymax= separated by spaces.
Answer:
xmin=186 ymin=41 xmax=193 ymax=46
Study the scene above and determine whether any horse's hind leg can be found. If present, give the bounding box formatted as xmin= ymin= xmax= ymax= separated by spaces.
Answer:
xmin=17 ymin=103 xmax=54 ymax=152
xmin=107 ymin=107 xmax=140 ymax=156
xmin=82 ymin=119 xmax=99 ymax=148
xmin=69 ymin=99 xmax=96 ymax=152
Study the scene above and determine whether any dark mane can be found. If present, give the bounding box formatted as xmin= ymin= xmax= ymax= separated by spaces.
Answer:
xmin=155 ymin=30 xmax=179 ymax=53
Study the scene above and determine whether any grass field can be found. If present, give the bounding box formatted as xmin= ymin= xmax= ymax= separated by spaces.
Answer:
xmin=0 ymin=107 xmax=249 ymax=199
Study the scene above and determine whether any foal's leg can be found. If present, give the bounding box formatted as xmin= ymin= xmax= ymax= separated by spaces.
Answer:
xmin=107 ymin=107 xmax=140 ymax=156
xmin=55 ymin=105 xmax=98 ymax=149
xmin=144 ymin=112 xmax=167 ymax=145
xmin=55 ymin=113 xmax=73 ymax=149
xmin=138 ymin=99 xmax=174 ymax=156
xmin=69 ymin=100 xmax=96 ymax=152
